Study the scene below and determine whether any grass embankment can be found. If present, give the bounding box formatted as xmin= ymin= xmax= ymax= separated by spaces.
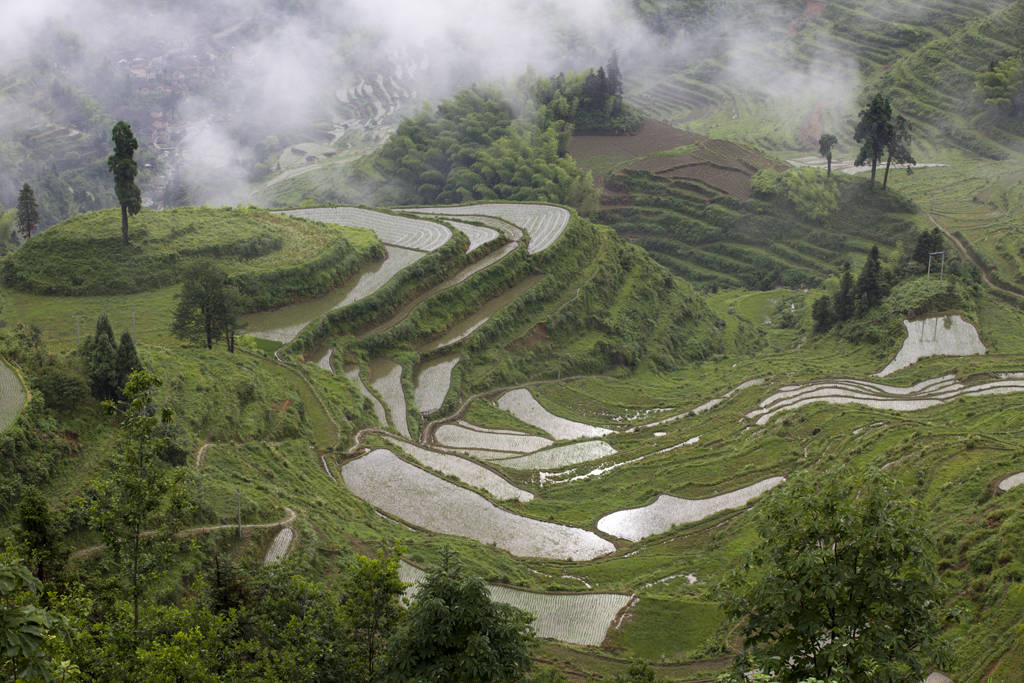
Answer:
xmin=0 ymin=206 xmax=382 ymax=308
xmin=897 ymin=163 xmax=1024 ymax=295
xmin=625 ymin=0 xmax=1004 ymax=156
xmin=598 ymin=166 xmax=923 ymax=291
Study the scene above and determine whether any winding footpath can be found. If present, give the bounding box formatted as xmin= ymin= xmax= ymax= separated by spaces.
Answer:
xmin=70 ymin=508 xmax=297 ymax=561
xmin=927 ymin=212 xmax=1024 ymax=301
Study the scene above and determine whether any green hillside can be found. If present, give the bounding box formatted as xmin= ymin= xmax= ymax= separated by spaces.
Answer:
xmin=1 ymin=206 xmax=381 ymax=305
xmin=4 ymin=3 xmax=1024 ymax=680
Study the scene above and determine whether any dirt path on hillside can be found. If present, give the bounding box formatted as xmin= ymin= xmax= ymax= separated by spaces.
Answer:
xmin=70 ymin=507 xmax=297 ymax=561
xmin=927 ymin=213 xmax=1024 ymax=301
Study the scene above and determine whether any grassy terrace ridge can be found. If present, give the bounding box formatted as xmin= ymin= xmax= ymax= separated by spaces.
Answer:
xmin=0 ymin=206 xmax=381 ymax=304
xmin=590 ymin=149 xmax=923 ymax=290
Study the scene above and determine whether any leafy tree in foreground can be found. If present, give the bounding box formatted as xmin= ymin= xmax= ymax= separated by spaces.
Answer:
xmin=0 ymin=556 xmax=72 ymax=682
xmin=853 ymin=93 xmax=892 ymax=187
xmin=721 ymin=467 xmax=946 ymax=682
xmin=107 ymin=121 xmax=142 ymax=246
xmin=89 ymin=370 xmax=192 ymax=634
xmin=17 ymin=488 xmax=63 ymax=582
xmin=342 ymin=545 xmax=406 ymax=680
xmin=16 ymin=183 xmax=39 ymax=240
xmin=382 ymin=547 xmax=534 ymax=682
xmin=817 ymin=133 xmax=837 ymax=178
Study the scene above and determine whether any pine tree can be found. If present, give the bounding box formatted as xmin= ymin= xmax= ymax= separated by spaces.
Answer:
xmin=812 ymin=295 xmax=834 ymax=332
xmin=84 ymin=314 xmax=119 ymax=400
xmin=832 ymin=268 xmax=855 ymax=322
xmin=16 ymin=183 xmax=39 ymax=240
xmin=855 ymin=245 xmax=883 ymax=313
xmin=115 ymin=331 xmax=141 ymax=396
xmin=854 ymin=94 xmax=893 ymax=187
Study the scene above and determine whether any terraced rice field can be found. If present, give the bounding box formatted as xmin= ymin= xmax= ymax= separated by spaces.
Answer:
xmin=412 ymin=355 xmax=459 ymax=415
xmin=446 ymin=220 xmax=499 ymax=252
xmin=343 ymin=364 xmax=387 ymax=426
xmin=283 ymin=207 xmax=451 ymax=252
xmin=384 ymin=437 xmax=533 ymax=502
xmin=434 ymin=424 xmax=553 ymax=453
xmin=368 ymin=358 xmax=409 ymax=437
xmin=497 ymin=389 xmax=614 ymax=440
xmin=787 ymin=156 xmax=948 ymax=176
xmin=998 ymin=473 xmax=1024 ymax=492
xmin=875 ymin=315 xmax=986 ymax=377
xmin=359 ymin=243 xmax=522 ymax=340
xmin=398 ymin=562 xmax=630 ymax=646
xmin=244 ymin=245 xmax=424 ymax=342
xmin=263 ymin=527 xmax=294 ymax=564
xmin=413 ymin=204 xmax=570 ymax=254
xmin=747 ymin=374 xmax=1024 ymax=425
xmin=0 ymin=360 xmax=27 ymax=431
xmin=341 ymin=450 xmax=614 ymax=560
xmin=597 ymin=477 xmax=786 ymax=542
xmin=644 ymin=378 xmax=766 ymax=428
xmin=494 ymin=441 xmax=618 ymax=471
xmin=416 ymin=274 xmax=544 ymax=353
xmin=312 ymin=348 xmax=333 ymax=372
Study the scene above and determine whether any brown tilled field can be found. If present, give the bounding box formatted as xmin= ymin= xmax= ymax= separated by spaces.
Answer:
xmin=568 ymin=119 xmax=704 ymax=178
xmin=570 ymin=118 xmax=786 ymax=202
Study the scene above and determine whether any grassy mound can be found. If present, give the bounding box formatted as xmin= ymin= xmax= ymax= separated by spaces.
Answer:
xmin=1 ymin=207 xmax=381 ymax=306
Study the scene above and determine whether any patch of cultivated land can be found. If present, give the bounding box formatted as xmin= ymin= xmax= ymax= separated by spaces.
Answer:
xmin=446 ymin=220 xmax=499 ymax=252
xmin=263 ymin=527 xmax=294 ymax=564
xmin=875 ymin=315 xmax=986 ymax=377
xmin=343 ymin=364 xmax=387 ymax=426
xmin=412 ymin=203 xmax=569 ymax=254
xmin=497 ymin=388 xmax=614 ymax=440
xmin=384 ymin=437 xmax=534 ymax=502
xmin=434 ymin=424 xmax=553 ymax=453
xmin=341 ymin=449 xmax=614 ymax=560
xmin=747 ymin=374 xmax=1024 ymax=425
xmin=399 ymin=561 xmax=630 ymax=646
xmin=494 ymin=441 xmax=618 ymax=471
xmin=597 ymin=477 xmax=786 ymax=542
xmin=283 ymin=206 xmax=451 ymax=252
xmin=244 ymin=245 xmax=424 ymax=342
xmin=998 ymin=473 xmax=1024 ymax=492
xmin=568 ymin=120 xmax=705 ymax=181
xmin=0 ymin=360 xmax=27 ymax=431
xmin=368 ymin=358 xmax=409 ymax=437
xmin=415 ymin=274 xmax=544 ymax=353
xmin=413 ymin=355 xmax=460 ymax=415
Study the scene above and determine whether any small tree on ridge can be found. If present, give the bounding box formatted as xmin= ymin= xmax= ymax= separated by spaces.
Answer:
xmin=817 ymin=133 xmax=837 ymax=178
xmin=107 ymin=121 xmax=142 ymax=246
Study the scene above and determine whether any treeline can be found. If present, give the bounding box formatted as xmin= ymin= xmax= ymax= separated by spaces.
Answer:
xmin=372 ymin=86 xmax=599 ymax=211
xmin=811 ymin=227 xmax=976 ymax=339
xmin=527 ymin=54 xmax=643 ymax=134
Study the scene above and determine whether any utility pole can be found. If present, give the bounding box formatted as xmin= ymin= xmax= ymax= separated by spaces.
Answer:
xmin=237 ymin=490 xmax=242 ymax=538
xmin=927 ymin=250 xmax=946 ymax=284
